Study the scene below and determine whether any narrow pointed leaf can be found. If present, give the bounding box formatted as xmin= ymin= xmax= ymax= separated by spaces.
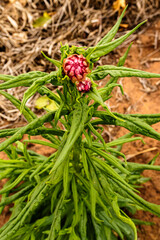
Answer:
xmin=93 ymin=111 xmax=160 ymax=141
xmin=20 ymin=72 xmax=56 ymax=113
xmin=0 ymin=110 xmax=57 ymax=152
xmin=0 ymin=90 xmax=36 ymax=122
xmin=91 ymin=65 xmax=160 ymax=80
xmin=87 ymin=21 xmax=146 ymax=59
xmin=50 ymin=102 xmax=89 ymax=172
xmin=96 ymin=6 xmax=127 ymax=46
xmin=41 ymin=51 xmax=61 ymax=68
xmin=0 ymin=72 xmax=48 ymax=89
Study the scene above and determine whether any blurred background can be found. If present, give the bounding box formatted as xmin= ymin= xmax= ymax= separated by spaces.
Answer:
xmin=0 ymin=0 xmax=160 ymax=74
xmin=0 ymin=1 xmax=160 ymax=239
xmin=0 ymin=0 xmax=160 ymax=124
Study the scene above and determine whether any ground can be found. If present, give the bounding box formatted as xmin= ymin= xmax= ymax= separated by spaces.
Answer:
xmin=0 ymin=19 xmax=160 ymax=240
xmin=105 ymin=20 xmax=160 ymax=240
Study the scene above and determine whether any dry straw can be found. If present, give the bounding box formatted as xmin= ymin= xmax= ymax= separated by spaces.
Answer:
xmin=0 ymin=0 xmax=160 ymax=126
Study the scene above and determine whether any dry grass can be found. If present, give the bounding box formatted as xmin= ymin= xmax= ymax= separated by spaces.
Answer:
xmin=0 ymin=0 xmax=160 ymax=126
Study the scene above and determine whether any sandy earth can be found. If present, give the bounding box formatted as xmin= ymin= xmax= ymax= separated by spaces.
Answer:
xmin=0 ymin=20 xmax=160 ymax=240
xmin=104 ymin=21 xmax=160 ymax=240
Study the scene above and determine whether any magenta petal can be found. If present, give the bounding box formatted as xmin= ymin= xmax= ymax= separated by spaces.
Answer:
xmin=63 ymin=54 xmax=90 ymax=82
xmin=76 ymin=78 xmax=92 ymax=92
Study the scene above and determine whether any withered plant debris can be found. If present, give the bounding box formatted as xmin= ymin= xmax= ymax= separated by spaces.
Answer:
xmin=0 ymin=0 xmax=160 ymax=126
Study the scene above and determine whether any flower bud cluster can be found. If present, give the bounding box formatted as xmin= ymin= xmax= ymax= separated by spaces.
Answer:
xmin=76 ymin=78 xmax=92 ymax=92
xmin=63 ymin=54 xmax=92 ymax=92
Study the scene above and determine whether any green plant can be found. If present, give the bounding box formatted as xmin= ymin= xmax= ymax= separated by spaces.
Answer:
xmin=0 ymin=7 xmax=160 ymax=240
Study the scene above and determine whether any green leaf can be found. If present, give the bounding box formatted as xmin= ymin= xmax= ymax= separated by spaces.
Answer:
xmin=90 ymin=184 xmax=102 ymax=223
xmin=50 ymin=102 xmax=89 ymax=172
xmin=98 ymin=83 xmax=124 ymax=101
xmin=79 ymin=202 xmax=87 ymax=240
xmin=106 ymin=136 xmax=144 ymax=147
xmin=128 ymin=113 xmax=160 ymax=125
xmin=0 ymin=74 xmax=14 ymax=82
xmin=41 ymin=51 xmax=61 ymax=68
xmin=92 ymin=156 xmax=134 ymax=193
xmin=20 ymin=72 xmax=56 ymax=113
xmin=86 ymin=20 xmax=146 ymax=59
xmin=54 ymin=102 xmax=64 ymax=126
xmin=88 ymin=86 xmax=122 ymax=121
xmin=72 ymin=176 xmax=79 ymax=226
xmin=63 ymin=158 xmax=70 ymax=199
xmin=111 ymin=196 xmax=137 ymax=240
xmin=0 ymin=169 xmax=30 ymax=194
xmin=86 ymin=6 xmax=128 ymax=61
xmin=0 ymin=72 xmax=48 ymax=89
xmin=38 ymin=86 xmax=61 ymax=104
xmin=87 ymin=122 xmax=106 ymax=150
xmin=112 ymin=177 xmax=160 ymax=217
xmin=132 ymin=218 xmax=154 ymax=226
xmin=0 ymin=169 xmax=13 ymax=181
xmin=23 ymin=139 xmax=58 ymax=149
xmin=0 ymin=127 xmax=64 ymax=139
xmin=126 ymin=162 xmax=160 ymax=172
xmin=33 ymin=12 xmax=51 ymax=28
xmin=97 ymin=6 xmax=127 ymax=46
xmin=0 ymin=180 xmax=12 ymax=214
xmin=97 ymin=210 xmax=124 ymax=239
xmin=48 ymin=195 xmax=63 ymax=240
xmin=104 ymin=43 xmax=132 ymax=89
xmin=88 ymin=146 xmax=129 ymax=175
xmin=93 ymin=111 xmax=160 ymax=141
xmin=0 ymin=185 xmax=32 ymax=207
xmin=81 ymin=146 xmax=90 ymax=179
xmin=0 ymin=90 xmax=37 ymax=122
xmin=91 ymin=217 xmax=103 ymax=240
xmin=0 ymin=110 xmax=58 ymax=152
xmin=91 ymin=65 xmax=160 ymax=80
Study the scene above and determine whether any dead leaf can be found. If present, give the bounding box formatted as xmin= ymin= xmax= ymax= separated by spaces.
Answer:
xmin=33 ymin=12 xmax=51 ymax=28
xmin=9 ymin=0 xmax=27 ymax=6
xmin=120 ymin=23 xmax=129 ymax=28
xmin=46 ymin=100 xmax=58 ymax=111
xmin=7 ymin=16 xmax=18 ymax=29
xmin=12 ymin=32 xmax=28 ymax=44
xmin=126 ymin=147 xmax=158 ymax=160
xmin=113 ymin=0 xmax=126 ymax=15
xmin=35 ymin=96 xmax=49 ymax=109
xmin=35 ymin=95 xmax=58 ymax=111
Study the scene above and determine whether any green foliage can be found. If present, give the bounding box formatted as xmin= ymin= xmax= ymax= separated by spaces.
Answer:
xmin=0 ymin=8 xmax=160 ymax=240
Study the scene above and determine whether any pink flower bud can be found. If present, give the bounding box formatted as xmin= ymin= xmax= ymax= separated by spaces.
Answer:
xmin=63 ymin=54 xmax=90 ymax=83
xmin=76 ymin=78 xmax=92 ymax=93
